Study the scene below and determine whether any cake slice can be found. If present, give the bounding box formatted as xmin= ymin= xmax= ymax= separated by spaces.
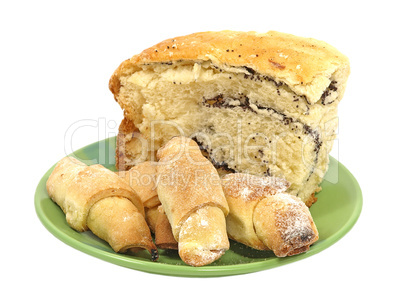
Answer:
xmin=109 ymin=30 xmax=350 ymax=206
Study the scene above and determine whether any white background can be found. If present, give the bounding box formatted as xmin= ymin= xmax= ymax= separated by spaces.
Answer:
xmin=1 ymin=0 xmax=400 ymax=301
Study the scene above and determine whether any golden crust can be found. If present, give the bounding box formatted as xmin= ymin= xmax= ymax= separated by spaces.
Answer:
xmin=156 ymin=137 xmax=229 ymax=239
xmin=47 ymin=157 xmax=144 ymax=231
xmin=154 ymin=206 xmax=178 ymax=250
xmin=46 ymin=157 xmax=158 ymax=260
xmin=109 ymin=30 xmax=350 ymax=103
xmin=156 ymin=137 xmax=230 ymax=266
xmin=177 ymin=206 xmax=229 ymax=267
xmin=115 ymin=118 xmax=156 ymax=171
xmin=305 ymin=192 xmax=318 ymax=207
xmin=253 ymin=193 xmax=319 ymax=257
xmin=222 ymin=173 xmax=289 ymax=251
xmin=221 ymin=173 xmax=290 ymax=202
xmin=144 ymin=206 xmax=159 ymax=233
xmin=65 ymin=164 xmax=144 ymax=229
xmin=222 ymin=173 xmax=318 ymax=257
xmin=115 ymin=117 xmax=137 ymax=171
xmin=87 ymin=196 xmax=157 ymax=254
xmin=46 ymin=157 xmax=87 ymax=208
xmin=119 ymin=161 xmax=160 ymax=208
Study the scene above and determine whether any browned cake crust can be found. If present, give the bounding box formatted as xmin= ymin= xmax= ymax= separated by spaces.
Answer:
xmin=115 ymin=117 xmax=138 ymax=171
xmin=110 ymin=30 xmax=349 ymax=106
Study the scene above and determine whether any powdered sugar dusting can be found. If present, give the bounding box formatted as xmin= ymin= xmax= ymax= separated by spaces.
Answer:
xmin=273 ymin=193 xmax=316 ymax=247
xmin=178 ymin=206 xmax=228 ymax=266
xmin=221 ymin=173 xmax=290 ymax=202
xmin=200 ymin=219 xmax=208 ymax=227
xmin=157 ymin=137 xmax=229 ymax=239
xmin=240 ymin=186 xmax=253 ymax=200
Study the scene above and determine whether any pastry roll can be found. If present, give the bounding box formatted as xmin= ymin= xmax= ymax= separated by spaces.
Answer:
xmin=222 ymin=173 xmax=318 ymax=257
xmin=46 ymin=157 xmax=158 ymax=260
xmin=118 ymin=161 xmax=178 ymax=249
xmin=253 ymin=193 xmax=319 ymax=256
xmin=154 ymin=206 xmax=178 ymax=250
xmin=118 ymin=161 xmax=160 ymax=209
xmin=156 ymin=136 xmax=230 ymax=266
xmin=109 ymin=30 xmax=350 ymax=206
xmin=117 ymin=161 xmax=160 ymax=230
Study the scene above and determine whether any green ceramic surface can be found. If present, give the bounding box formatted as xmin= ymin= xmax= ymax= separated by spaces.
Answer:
xmin=35 ymin=137 xmax=362 ymax=277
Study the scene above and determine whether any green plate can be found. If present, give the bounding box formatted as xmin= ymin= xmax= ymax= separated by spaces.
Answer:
xmin=35 ymin=137 xmax=362 ymax=277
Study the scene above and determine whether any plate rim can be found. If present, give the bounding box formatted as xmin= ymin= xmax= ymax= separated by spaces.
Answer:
xmin=35 ymin=137 xmax=363 ymax=277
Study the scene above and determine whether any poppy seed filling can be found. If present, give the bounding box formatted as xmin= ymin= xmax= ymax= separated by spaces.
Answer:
xmin=196 ymin=93 xmax=322 ymax=181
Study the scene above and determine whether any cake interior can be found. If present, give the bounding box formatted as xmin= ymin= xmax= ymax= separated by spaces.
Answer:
xmin=117 ymin=61 xmax=340 ymax=204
